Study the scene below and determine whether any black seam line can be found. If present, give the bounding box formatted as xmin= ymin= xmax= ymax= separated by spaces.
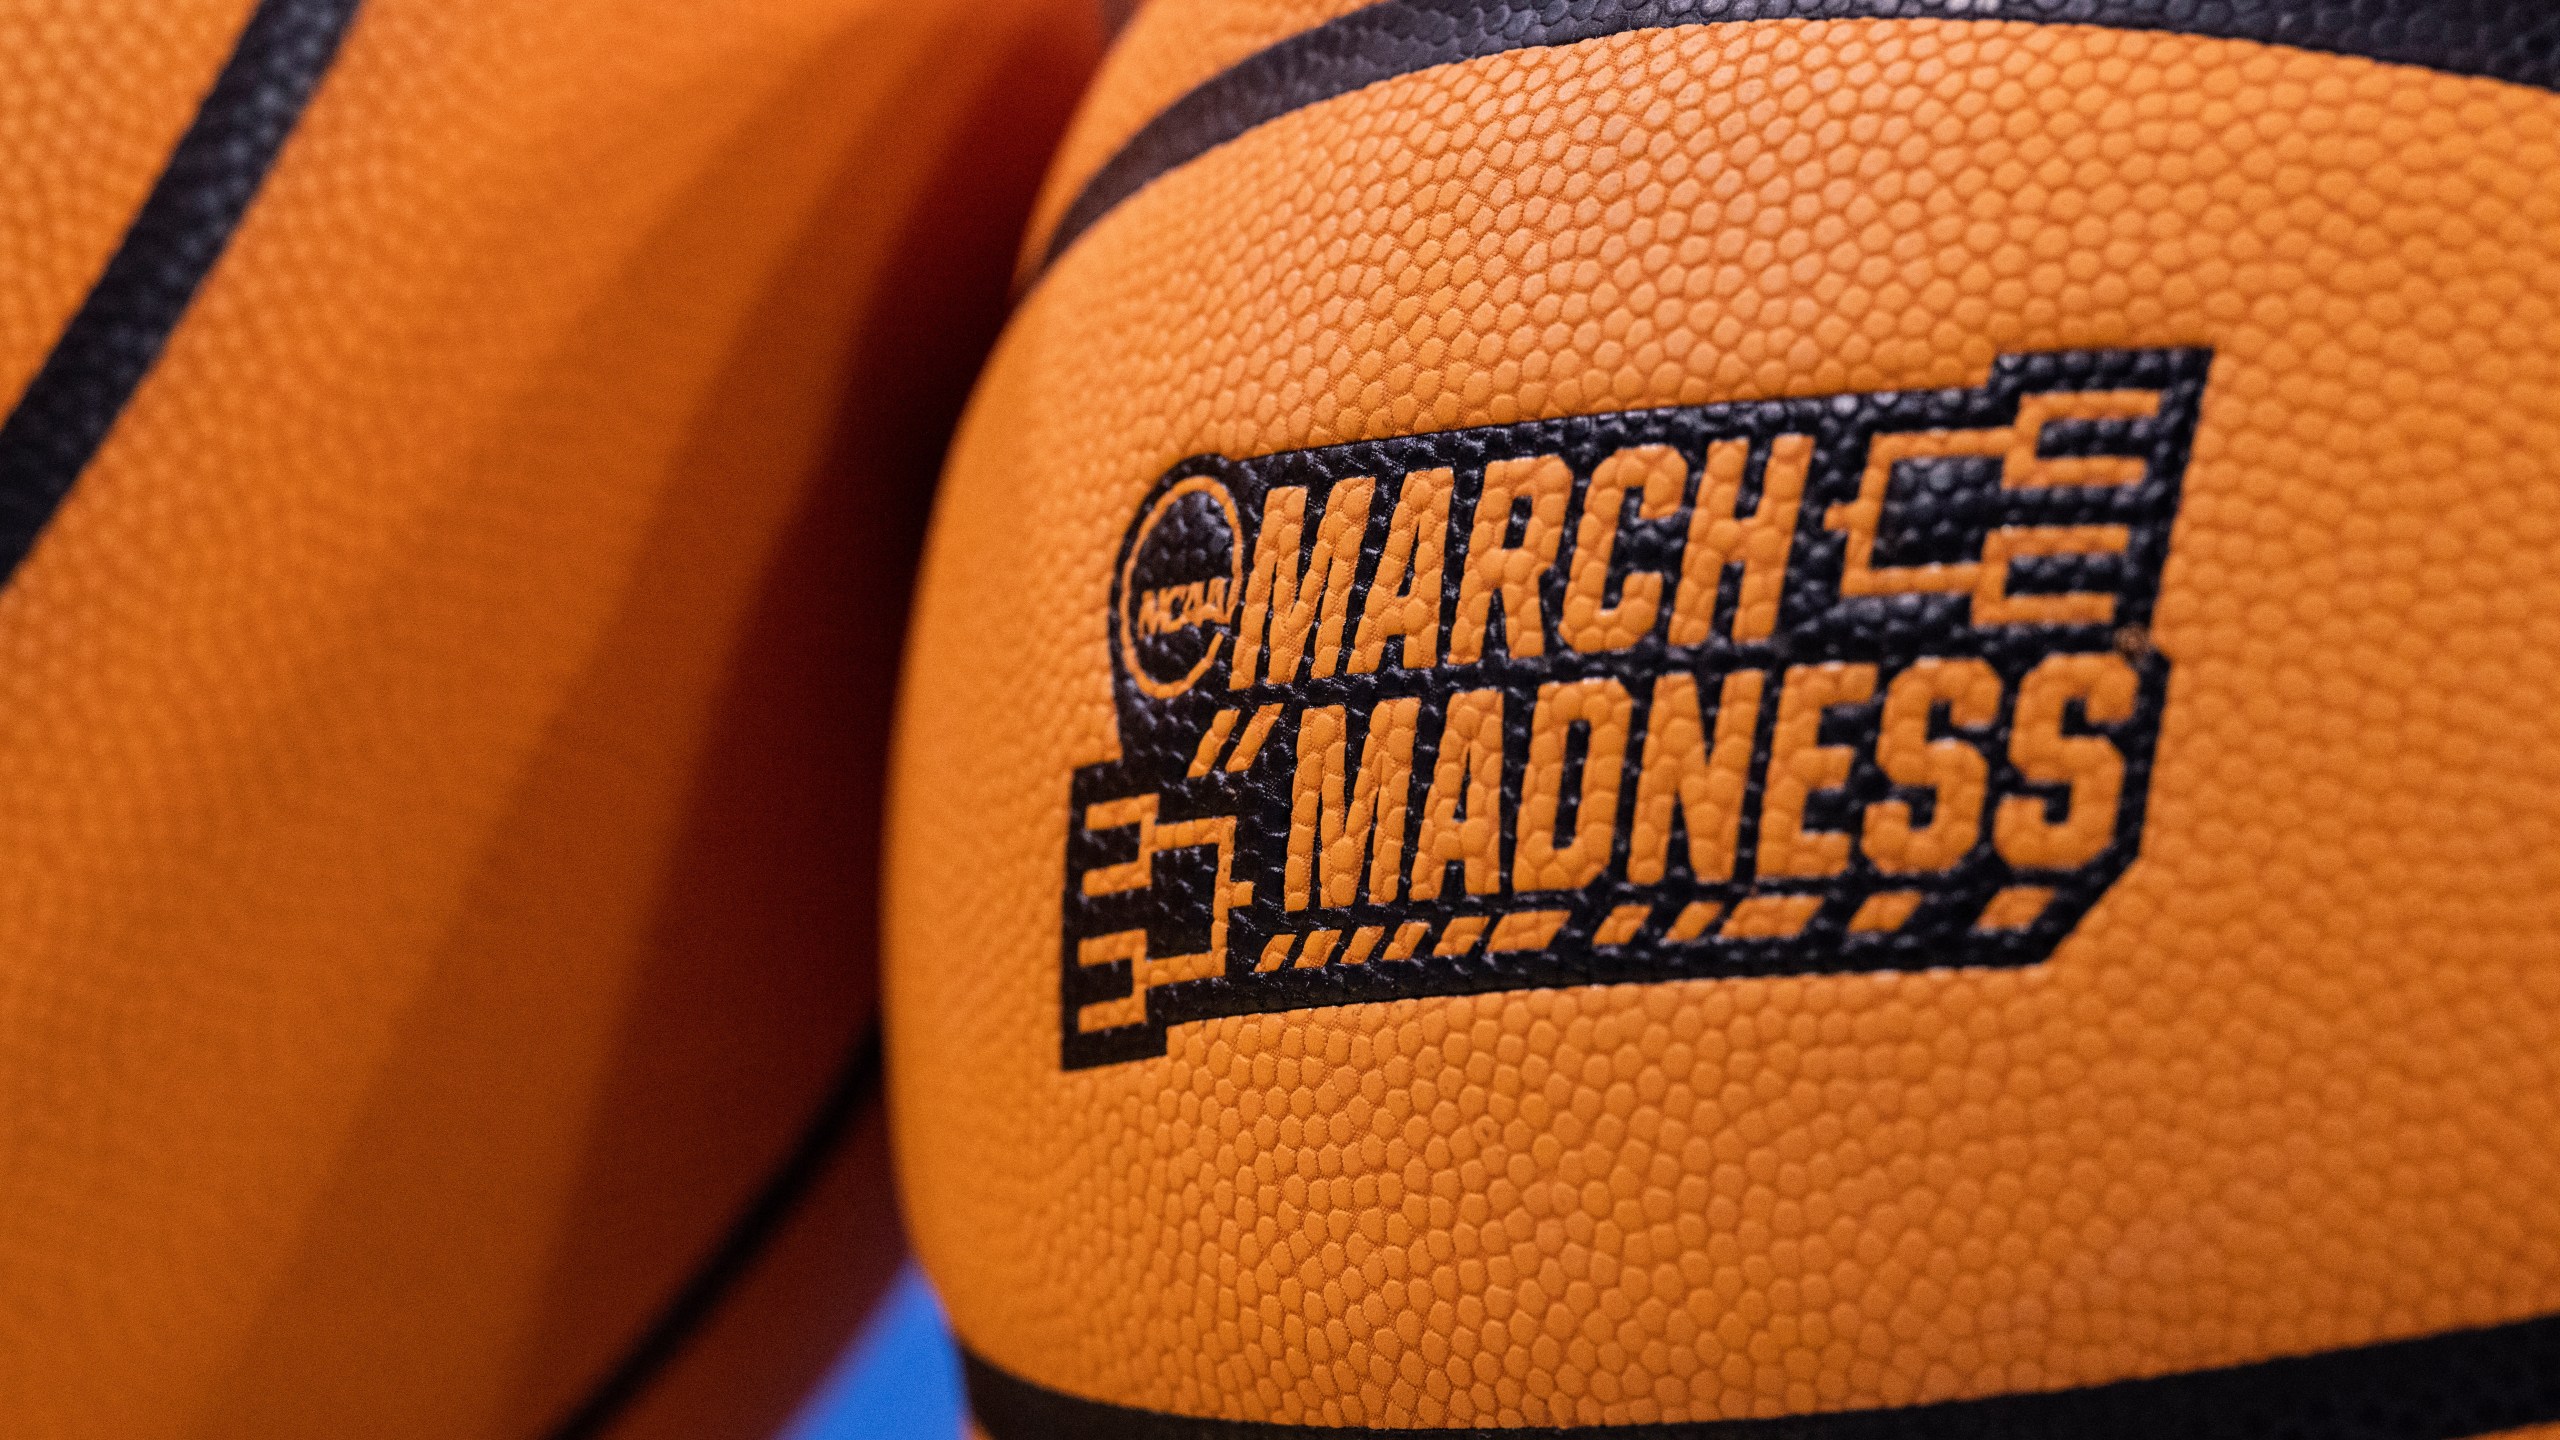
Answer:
xmin=1038 ymin=0 xmax=2560 ymax=277
xmin=0 ymin=0 xmax=365 ymax=587
xmin=539 ymin=1023 xmax=886 ymax=1440
xmin=965 ymin=1307 xmax=2560 ymax=1440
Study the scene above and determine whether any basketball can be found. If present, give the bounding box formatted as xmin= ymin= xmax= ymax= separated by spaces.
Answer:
xmin=0 ymin=0 xmax=1094 ymax=1434
xmin=891 ymin=3 xmax=2560 ymax=1435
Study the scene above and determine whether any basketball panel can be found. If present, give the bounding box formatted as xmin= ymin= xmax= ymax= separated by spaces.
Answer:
xmin=895 ymin=9 xmax=2560 ymax=1433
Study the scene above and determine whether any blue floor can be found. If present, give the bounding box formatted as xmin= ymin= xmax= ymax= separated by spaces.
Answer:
xmin=776 ymin=1264 xmax=966 ymax=1439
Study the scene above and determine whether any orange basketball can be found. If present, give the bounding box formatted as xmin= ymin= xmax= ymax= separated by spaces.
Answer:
xmin=0 ymin=0 xmax=1095 ymax=1434
xmin=890 ymin=3 xmax=2560 ymax=1436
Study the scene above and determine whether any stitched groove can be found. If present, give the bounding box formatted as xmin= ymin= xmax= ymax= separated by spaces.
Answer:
xmin=0 ymin=0 xmax=366 ymax=584
xmin=1040 ymin=0 xmax=2560 ymax=275
xmin=966 ymin=1308 xmax=2560 ymax=1440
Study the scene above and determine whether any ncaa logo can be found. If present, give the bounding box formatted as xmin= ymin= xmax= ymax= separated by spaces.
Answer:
xmin=1116 ymin=471 xmax=1244 ymax=699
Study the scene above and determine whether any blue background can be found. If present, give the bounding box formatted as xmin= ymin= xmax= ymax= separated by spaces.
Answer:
xmin=777 ymin=1264 xmax=967 ymax=1439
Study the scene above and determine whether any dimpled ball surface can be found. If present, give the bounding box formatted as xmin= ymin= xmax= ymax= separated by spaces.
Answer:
xmin=892 ymin=8 xmax=2560 ymax=1432
xmin=0 ymin=0 xmax=1095 ymax=1434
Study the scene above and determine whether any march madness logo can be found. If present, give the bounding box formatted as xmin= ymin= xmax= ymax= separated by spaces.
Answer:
xmin=1059 ymin=350 xmax=2208 ymax=1069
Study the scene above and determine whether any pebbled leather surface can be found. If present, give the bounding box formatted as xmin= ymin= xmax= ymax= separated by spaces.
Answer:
xmin=0 ymin=0 xmax=360 ymax=574
xmin=0 ymin=0 xmax=1096 ymax=1435
xmin=1036 ymin=0 xmax=2560 ymax=272
xmin=965 ymin=1322 xmax=2560 ymax=1439
xmin=1027 ymin=0 xmax=2560 ymax=270
xmin=894 ymin=11 xmax=2560 ymax=1434
xmin=1023 ymin=0 xmax=1377 ymax=269
xmin=0 ymin=0 xmax=256 ymax=430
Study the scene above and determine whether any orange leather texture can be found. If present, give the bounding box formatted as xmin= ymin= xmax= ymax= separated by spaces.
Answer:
xmin=893 ymin=13 xmax=2560 ymax=1430
xmin=0 ymin=0 xmax=255 ymax=406
xmin=0 ymin=0 xmax=1095 ymax=1434
xmin=1021 ymin=0 xmax=1370 ymax=261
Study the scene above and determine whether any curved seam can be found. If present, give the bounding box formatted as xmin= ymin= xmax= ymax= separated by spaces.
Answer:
xmin=0 ymin=6 xmax=890 ymax=1432
xmin=0 ymin=0 xmax=367 ymax=585
xmin=964 ymin=1307 xmax=2560 ymax=1439
xmin=1036 ymin=0 xmax=2560 ymax=278
xmin=539 ymin=1022 xmax=886 ymax=1440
